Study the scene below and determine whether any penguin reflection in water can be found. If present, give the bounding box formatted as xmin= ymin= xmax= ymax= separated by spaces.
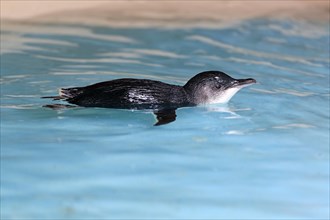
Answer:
xmin=43 ymin=71 xmax=256 ymax=126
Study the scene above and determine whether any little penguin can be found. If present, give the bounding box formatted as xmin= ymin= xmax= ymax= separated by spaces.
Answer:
xmin=43 ymin=70 xmax=256 ymax=125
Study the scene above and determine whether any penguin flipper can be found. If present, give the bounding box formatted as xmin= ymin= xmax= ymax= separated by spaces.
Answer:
xmin=154 ymin=109 xmax=177 ymax=126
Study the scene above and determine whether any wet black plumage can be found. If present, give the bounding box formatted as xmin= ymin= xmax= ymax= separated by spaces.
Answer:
xmin=64 ymin=79 xmax=192 ymax=110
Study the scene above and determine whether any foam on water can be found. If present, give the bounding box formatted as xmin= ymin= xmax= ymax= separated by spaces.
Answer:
xmin=1 ymin=19 xmax=329 ymax=219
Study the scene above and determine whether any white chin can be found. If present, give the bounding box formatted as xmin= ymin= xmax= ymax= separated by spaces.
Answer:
xmin=208 ymin=87 xmax=242 ymax=104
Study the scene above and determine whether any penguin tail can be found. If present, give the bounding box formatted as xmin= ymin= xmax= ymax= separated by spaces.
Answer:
xmin=42 ymin=88 xmax=82 ymax=100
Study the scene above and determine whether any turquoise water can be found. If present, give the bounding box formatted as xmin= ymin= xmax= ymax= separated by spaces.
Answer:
xmin=1 ymin=19 xmax=329 ymax=219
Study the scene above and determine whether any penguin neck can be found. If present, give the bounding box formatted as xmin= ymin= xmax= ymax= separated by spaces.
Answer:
xmin=183 ymin=85 xmax=244 ymax=105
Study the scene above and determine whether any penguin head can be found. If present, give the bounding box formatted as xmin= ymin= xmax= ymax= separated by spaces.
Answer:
xmin=183 ymin=71 xmax=256 ymax=105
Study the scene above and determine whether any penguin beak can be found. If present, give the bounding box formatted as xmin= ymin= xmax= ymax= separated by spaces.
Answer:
xmin=231 ymin=78 xmax=257 ymax=88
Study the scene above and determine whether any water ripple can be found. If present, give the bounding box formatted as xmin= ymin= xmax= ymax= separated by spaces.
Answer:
xmin=122 ymin=49 xmax=187 ymax=59
xmin=3 ymin=24 xmax=138 ymax=44
xmin=203 ymin=55 xmax=324 ymax=77
xmin=273 ymin=88 xmax=315 ymax=97
xmin=273 ymin=123 xmax=316 ymax=129
xmin=34 ymin=55 xmax=163 ymax=67
xmin=250 ymin=88 xmax=316 ymax=97
xmin=1 ymin=24 xmax=138 ymax=55
xmin=268 ymin=23 xmax=328 ymax=39
xmin=1 ymin=33 xmax=78 ymax=54
xmin=187 ymin=35 xmax=329 ymax=64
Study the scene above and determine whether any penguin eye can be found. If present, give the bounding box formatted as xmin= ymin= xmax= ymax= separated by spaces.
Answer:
xmin=213 ymin=77 xmax=223 ymax=89
xmin=215 ymin=82 xmax=222 ymax=89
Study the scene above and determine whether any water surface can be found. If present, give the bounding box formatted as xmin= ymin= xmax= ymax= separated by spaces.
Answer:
xmin=1 ymin=19 xmax=329 ymax=219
